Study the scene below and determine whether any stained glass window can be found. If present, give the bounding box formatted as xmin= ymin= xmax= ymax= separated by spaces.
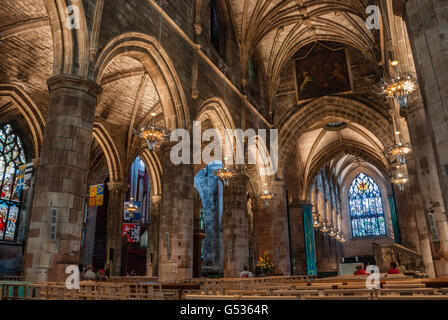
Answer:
xmin=0 ymin=124 xmax=25 ymax=241
xmin=348 ymin=173 xmax=386 ymax=238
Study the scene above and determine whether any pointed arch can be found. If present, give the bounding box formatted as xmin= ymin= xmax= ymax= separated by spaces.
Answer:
xmin=94 ymin=32 xmax=190 ymax=131
xmin=92 ymin=122 xmax=123 ymax=183
xmin=44 ymin=0 xmax=90 ymax=76
xmin=0 ymin=84 xmax=45 ymax=157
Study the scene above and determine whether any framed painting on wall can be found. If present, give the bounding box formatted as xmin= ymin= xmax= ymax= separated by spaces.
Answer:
xmin=293 ymin=42 xmax=353 ymax=104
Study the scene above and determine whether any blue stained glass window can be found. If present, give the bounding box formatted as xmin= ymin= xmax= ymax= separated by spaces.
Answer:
xmin=348 ymin=173 xmax=386 ymax=238
xmin=0 ymin=124 xmax=25 ymax=241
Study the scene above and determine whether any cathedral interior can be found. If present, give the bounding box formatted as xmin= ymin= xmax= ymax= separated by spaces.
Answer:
xmin=0 ymin=0 xmax=448 ymax=297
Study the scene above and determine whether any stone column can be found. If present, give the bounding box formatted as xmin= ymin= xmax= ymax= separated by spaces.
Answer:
xmin=105 ymin=181 xmax=128 ymax=276
xmin=222 ymin=174 xmax=249 ymax=277
xmin=394 ymin=154 xmax=436 ymax=277
xmin=24 ymin=75 xmax=102 ymax=283
xmin=147 ymin=194 xmax=161 ymax=277
xmin=158 ymin=142 xmax=194 ymax=282
xmin=405 ymin=0 xmax=448 ymax=214
xmin=288 ymin=202 xmax=307 ymax=274
xmin=82 ymin=206 xmax=97 ymax=267
xmin=252 ymin=182 xmax=291 ymax=275
xmin=405 ymin=96 xmax=448 ymax=276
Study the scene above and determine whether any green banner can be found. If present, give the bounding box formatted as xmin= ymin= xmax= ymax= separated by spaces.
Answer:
xmin=303 ymin=204 xmax=317 ymax=276
xmin=388 ymin=196 xmax=401 ymax=244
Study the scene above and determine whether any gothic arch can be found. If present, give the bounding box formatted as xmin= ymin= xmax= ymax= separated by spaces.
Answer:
xmin=44 ymin=0 xmax=90 ymax=76
xmin=0 ymin=84 xmax=45 ymax=157
xmin=92 ymin=122 xmax=123 ymax=183
xmin=277 ymin=96 xmax=393 ymax=181
xmin=94 ymin=32 xmax=190 ymax=131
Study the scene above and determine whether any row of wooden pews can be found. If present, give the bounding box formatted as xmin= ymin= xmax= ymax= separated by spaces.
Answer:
xmin=183 ymin=275 xmax=448 ymax=300
xmin=2 ymin=275 xmax=448 ymax=300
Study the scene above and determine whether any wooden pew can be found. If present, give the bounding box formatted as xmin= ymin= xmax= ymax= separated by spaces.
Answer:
xmin=185 ymin=294 xmax=240 ymax=300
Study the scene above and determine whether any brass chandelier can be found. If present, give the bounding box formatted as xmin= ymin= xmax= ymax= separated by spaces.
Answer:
xmin=258 ymin=188 xmax=274 ymax=206
xmin=312 ymin=212 xmax=320 ymax=228
xmin=125 ymin=197 xmax=139 ymax=219
xmin=134 ymin=113 xmax=169 ymax=151
xmin=215 ymin=167 xmax=236 ymax=187
xmin=391 ymin=164 xmax=409 ymax=192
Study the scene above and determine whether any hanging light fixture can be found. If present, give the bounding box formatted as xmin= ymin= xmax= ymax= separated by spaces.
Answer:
xmin=329 ymin=225 xmax=336 ymax=238
xmin=335 ymin=231 xmax=341 ymax=241
xmin=134 ymin=113 xmax=169 ymax=151
xmin=339 ymin=234 xmax=346 ymax=243
xmin=377 ymin=60 xmax=418 ymax=110
xmin=391 ymin=164 xmax=409 ymax=192
xmin=321 ymin=220 xmax=329 ymax=233
xmin=215 ymin=159 xmax=236 ymax=187
xmin=133 ymin=14 xmax=170 ymax=152
xmin=258 ymin=190 xmax=274 ymax=206
xmin=125 ymin=197 xmax=139 ymax=219
xmin=387 ymin=109 xmax=412 ymax=164
xmin=313 ymin=212 xmax=320 ymax=228
xmin=257 ymin=184 xmax=274 ymax=206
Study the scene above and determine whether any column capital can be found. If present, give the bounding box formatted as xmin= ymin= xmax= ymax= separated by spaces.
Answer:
xmin=194 ymin=23 xmax=203 ymax=35
xmin=47 ymin=74 xmax=103 ymax=98
xmin=107 ymin=181 xmax=129 ymax=192
xmin=151 ymin=194 xmax=162 ymax=204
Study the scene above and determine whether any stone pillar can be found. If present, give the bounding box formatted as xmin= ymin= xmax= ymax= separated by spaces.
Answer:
xmin=24 ymin=75 xmax=102 ymax=283
xmin=147 ymin=194 xmax=161 ymax=277
xmin=252 ymin=182 xmax=291 ymax=275
xmin=405 ymin=97 xmax=448 ymax=275
xmin=158 ymin=142 xmax=194 ymax=282
xmin=405 ymin=0 xmax=448 ymax=215
xmin=394 ymin=155 xmax=436 ymax=277
xmin=222 ymin=174 xmax=249 ymax=277
xmin=105 ymin=181 xmax=128 ymax=276
xmin=302 ymin=203 xmax=317 ymax=276
xmin=82 ymin=206 xmax=97 ymax=267
xmin=288 ymin=202 xmax=306 ymax=274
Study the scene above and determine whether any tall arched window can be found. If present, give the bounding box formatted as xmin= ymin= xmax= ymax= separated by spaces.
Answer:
xmin=210 ymin=0 xmax=220 ymax=52
xmin=348 ymin=173 xmax=386 ymax=238
xmin=0 ymin=124 xmax=26 ymax=241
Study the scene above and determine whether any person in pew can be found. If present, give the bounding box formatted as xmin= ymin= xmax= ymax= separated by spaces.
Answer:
xmin=104 ymin=268 xmax=110 ymax=280
xmin=84 ymin=265 xmax=97 ymax=280
xmin=353 ymin=263 xmax=369 ymax=276
xmin=96 ymin=269 xmax=106 ymax=281
xmin=240 ymin=265 xmax=254 ymax=278
xmin=388 ymin=262 xmax=401 ymax=274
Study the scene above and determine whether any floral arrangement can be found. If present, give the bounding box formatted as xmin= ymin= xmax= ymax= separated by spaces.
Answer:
xmin=256 ymin=251 xmax=277 ymax=276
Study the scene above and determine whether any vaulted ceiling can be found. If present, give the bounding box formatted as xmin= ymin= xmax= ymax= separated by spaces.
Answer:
xmin=225 ymin=0 xmax=380 ymax=99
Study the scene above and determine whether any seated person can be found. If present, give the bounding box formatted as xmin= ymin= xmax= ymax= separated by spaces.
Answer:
xmin=388 ymin=262 xmax=401 ymax=274
xmin=240 ymin=265 xmax=253 ymax=278
xmin=96 ymin=269 xmax=105 ymax=281
xmin=354 ymin=263 xmax=369 ymax=276
xmin=84 ymin=265 xmax=97 ymax=280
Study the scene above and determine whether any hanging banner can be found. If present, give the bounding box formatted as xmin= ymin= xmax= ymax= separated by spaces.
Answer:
xmin=89 ymin=184 xmax=104 ymax=207
xmin=15 ymin=162 xmax=33 ymax=196
xmin=123 ymin=223 xmax=141 ymax=243
xmin=303 ymin=203 xmax=318 ymax=276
